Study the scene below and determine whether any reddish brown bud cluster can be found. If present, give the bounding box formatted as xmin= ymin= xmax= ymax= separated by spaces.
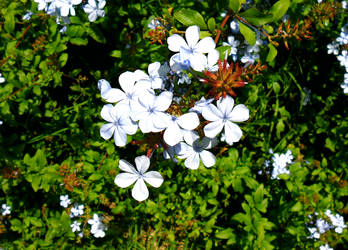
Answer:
xmin=145 ymin=18 xmax=168 ymax=45
xmin=202 ymin=59 xmax=266 ymax=99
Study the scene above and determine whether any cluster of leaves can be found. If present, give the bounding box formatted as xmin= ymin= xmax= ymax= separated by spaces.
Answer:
xmin=0 ymin=0 xmax=347 ymax=249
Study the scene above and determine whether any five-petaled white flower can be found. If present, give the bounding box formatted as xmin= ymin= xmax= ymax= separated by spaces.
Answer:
xmin=114 ymin=155 xmax=164 ymax=201
xmin=163 ymin=112 xmax=200 ymax=146
xmin=176 ymin=131 xmax=217 ymax=170
xmin=70 ymin=204 xmax=84 ymax=218
xmin=168 ymin=25 xmax=216 ymax=72
xmin=130 ymin=90 xmax=172 ymax=133
xmin=223 ymin=36 xmax=240 ymax=56
xmin=71 ymin=221 xmax=81 ymax=232
xmin=88 ymin=214 xmax=106 ymax=238
xmin=100 ymin=103 xmax=138 ymax=147
xmin=1 ymin=204 xmax=11 ymax=216
xmin=189 ymin=97 xmax=214 ymax=114
xmin=56 ymin=0 xmax=82 ymax=17
xmin=60 ymin=195 xmax=71 ymax=208
xmin=83 ymin=0 xmax=105 ymax=22
xmin=319 ymin=244 xmax=333 ymax=250
xmin=202 ymin=95 xmax=249 ymax=145
xmin=136 ymin=62 xmax=164 ymax=89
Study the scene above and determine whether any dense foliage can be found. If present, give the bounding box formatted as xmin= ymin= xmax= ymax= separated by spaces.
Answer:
xmin=0 ymin=0 xmax=347 ymax=249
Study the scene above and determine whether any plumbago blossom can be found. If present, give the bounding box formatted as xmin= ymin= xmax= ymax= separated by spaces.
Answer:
xmin=98 ymin=25 xmax=254 ymax=201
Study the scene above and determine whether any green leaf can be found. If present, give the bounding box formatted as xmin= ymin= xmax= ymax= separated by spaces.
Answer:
xmin=239 ymin=8 xmax=273 ymax=26
xmin=70 ymin=38 xmax=88 ymax=46
xmin=291 ymin=202 xmax=303 ymax=212
xmin=216 ymin=46 xmax=231 ymax=60
xmin=254 ymin=184 xmax=264 ymax=204
xmin=4 ymin=12 xmax=15 ymax=34
xmin=110 ymin=50 xmax=122 ymax=58
xmin=267 ymin=44 xmax=278 ymax=62
xmin=325 ymin=138 xmax=335 ymax=152
xmin=207 ymin=18 xmax=216 ymax=33
xmin=269 ymin=0 xmax=290 ymax=21
xmin=216 ymin=228 xmax=235 ymax=239
xmin=174 ymin=9 xmax=207 ymax=29
xmin=228 ymin=0 xmax=241 ymax=13
xmin=238 ymin=21 xmax=256 ymax=45
xmin=59 ymin=53 xmax=68 ymax=67
xmin=272 ymin=81 xmax=280 ymax=94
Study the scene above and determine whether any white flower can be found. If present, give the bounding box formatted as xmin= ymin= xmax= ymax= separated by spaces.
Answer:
xmin=1 ymin=204 xmax=11 ymax=216
xmin=320 ymin=244 xmax=333 ymax=250
xmin=168 ymin=25 xmax=216 ymax=72
xmin=70 ymin=204 xmax=84 ymax=218
xmin=204 ymin=49 xmax=219 ymax=72
xmin=341 ymin=81 xmax=348 ymax=94
xmin=327 ymin=42 xmax=339 ymax=55
xmin=83 ymin=0 xmax=105 ymax=22
xmin=189 ymin=97 xmax=214 ymax=114
xmin=308 ymin=227 xmax=320 ymax=239
xmin=316 ymin=218 xmax=332 ymax=233
xmin=241 ymin=52 xmax=259 ymax=65
xmin=114 ymin=155 xmax=164 ymax=201
xmin=336 ymin=27 xmax=348 ymax=45
xmin=343 ymin=1 xmax=347 ymax=9
xmin=136 ymin=62 xmax=164 ymax=89
xmin=271 ymin=150 xmax=293 ymax=179
xmin=97 ymin=72 xmax=151 ymax=106
xmin=60 ymin=195 xmax=71 ymax=208
xmin=100 ymin=103 xmax=137 ymax=147
xmin=34 ymin=0 xmax=50 ymax=11
xmin=23 ymin=11 xmax=34 ymax=20
xmin=202 ymin=95 xmax=249 ymax=145
xmin=326 ymin=211 xmax=347 ymax=233
xmin=88 ymin=214 xmax=106 ymax=238
xmin=71 ymin=221 xmax=81 ymax=232
xmin=60 ymin=25 xmax=67 ymax=34
xmin=223 ymin=36 xmax=240 ymax=56
xmin=176 ymin=131 xmax=217 ymax=170
xmin=56 ymin=0 xmax=82 ymax=17
xmin=245 ymin=38 xmax=263 ymax=53
xmin=0 ymin=121 xmax=3 ymax=125
xmin=230 ymin=20 xmax=240 ymax=33
xmin=163 ymin=112 xmax=200 ymax=146
xmin=0 ymin=73 xmax=5 ymax=83
xmin=148 ymin=19 xmax=161 ymax=30
xmin=130 ymin=90 xmax=172 ymax=133
xmin=337 ymin=50 xmax=348 ymax=68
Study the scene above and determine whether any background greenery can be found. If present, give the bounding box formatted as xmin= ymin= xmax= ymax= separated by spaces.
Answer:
xmin=0 ymin=0 xmax=347 ymax=249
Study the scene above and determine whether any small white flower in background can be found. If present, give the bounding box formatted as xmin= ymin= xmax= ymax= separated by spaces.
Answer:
xmin=136 ymin=62 xmax=164 ymax=89
xmin=316 ymin=218 xmax=332 ymax=233
xmin=230 ymin=20 xmax=240 ymax=33
xmin=270 ymin=149 xmax=293 ymax=179
xmin=189 ymin=97 xmax=214 ymax=114
xmin=60 ymin=195 xmax=71 ymax=208
xmin=308 ymin=227 xmax=320 ymax=239
xmin=177 ymin=72 xmax=192 ymax=84
xmin=327 ymin=42 xmax=339 ymax=55
xmin=23 ymin=11 xmax=33 ymax=20
xmin=100 ymin=103 xmax=138 ymax=147
xmin=0 ymin=73 xmax=5 ymax=83
xmin=320 ymin=244 xmax=333 ymax=250
xmin=71 ymin=221 xmax=81 ymax=232
xmin=83 ymin=0 xmax=106 ymax=22
xmin=303 ymin=87 xmax=311 ymax=106
xmin=245 ymin=38 xmax=263 ymax=54
xmin=114 ymin=155 xmax=164 ymax=201
xmin=204 ymin=49 xmax=220 ymax=72
xmin=70 ymin=204 xmax=84 ymax=218
xmin=88 ymin=214 xmax=107 ymax=238
xmin=337 ymin=50 xmax=348 ymax=68
xmin=326 ymin=210 xmax=347 ymax=233
xmin=56 ymin=0 xmax=82 ymax=17
xmin=130 ymin=90 xmax=172 ymax=133
xmin=202 ymin=95 xmax=249 ymax=145
xmin=282 ymin=14 xmax=290 ymax=23
xmin=0 ymin=121 xmax=3 ymax=125
xmin=163 ymin=112 xmax=200 ymax=146
xmin=241 ymin=52 xmax=259 ymax=66
xmin=148 ymin=19 xmax=162 ymax=30
xmin=336 ymin=26 xmax=348 ymax=45
xmin=341 ymin=81 xmax=348 ymax=94
xmin=223 ymin=36 xmax=240 ymax=56
xmin=167 ymin=25 xmax=216 ymax=72
xmin=34 ymin=0 xmax=49 ymax=11
xmin=1 ymin=204 xmax=11 ymax=216
xmin=176 ymin=131 xmax=217 ymax=170
xmin=60 ymin=26 xmax=67 ymax=34
xmin=343 ymin=1 xmax=347 ymax=9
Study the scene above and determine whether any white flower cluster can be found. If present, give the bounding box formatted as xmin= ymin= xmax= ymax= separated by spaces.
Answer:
xmin=327 ymin=24 xmax=348 ymax=93
xmin=1 ymin=204 xmax=11 ymax=216
xmin=88 ymin=214 xmax=107 ymax=238
xmin=307 ymin=210 xmax=347 ymax=241
xmin=99 ymin=25 xmax=250 ymax=201
xmin=265 ymin=149 xmax=293 ymax=179
xmin=33 ymin=0 xmax=105 ymax=24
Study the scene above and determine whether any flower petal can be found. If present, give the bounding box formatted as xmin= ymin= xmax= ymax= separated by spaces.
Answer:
xmin=207 ymin=49 xmax=220 ymax=68
xmin=217 ymin=95 xmax=234 ymax=117
xmin=154 ymin=91 xmax=172 ymax=111
xmin=195 ymin=36 xmax=216 ymax=53
xmin=185 ymin=25 xmax=200 ymax=49
xmin=113 ymin=126 xmax=127 ymax=147
xmin=177 ymin=112 xmax=199 ymax=130
xmin=143 ymin=171 xmax=164 ymax=187
xmin=167 ymin=34 xmax=189 ymax=52
xmin=202 ymin=104 xmax=223 ymax=121
xmin=184 ymin=152 xmax=200 ymax=170
xmin=224 ymin=121 xmax=243 ymax=143
xmin=100 ymin=104 xmax=116 ymax=122
xmin=120 ymin=117 xmax=138 ymax=135
xmin=229 ymin=104 xmax=249 ymax=122
xmin=119 ymin=71 xmax=136 ymax=93
xmin=148 ymin=62 xmax=161 ymax=76
xmin=164 ymin=123 xmax=183 ymax=146
xmin=132 ymin=179 xmax=149 ymax=201
xmin=200 ymin=150 xmax=216 ymax=168
xmin=100 ymin=123 xmax=115 ymax=140
xmin=114 ymin=173 xmax=138 ymax=188
xmin=118 ymin=159 xmax=137 ymax=173
xmin=183 ymin=130 xmax=200 ymax=146
xmin=189 ymin=52 xmax=207 ymax=72
xmin=204 ymin=120 xmax=224 ymax=138
xmin=135 ymin=155 xmax=150 ymax=174
xmin=102 ymin=88 xmax=126 ymax=103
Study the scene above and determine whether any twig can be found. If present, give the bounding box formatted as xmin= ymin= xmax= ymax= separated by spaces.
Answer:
xmin=215 ymin=14 xmax=230 ymax=44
